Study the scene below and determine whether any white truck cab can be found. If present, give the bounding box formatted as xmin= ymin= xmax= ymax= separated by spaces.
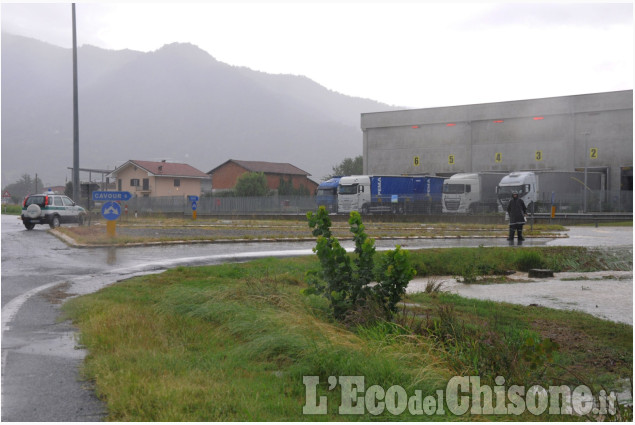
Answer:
xmin=496 ymin=172 xmax=537 ymax=212
xmin=337 ymin=175 xmax=371 ymax=214
xmin=442 ymin=173 xmax=479 ymax=213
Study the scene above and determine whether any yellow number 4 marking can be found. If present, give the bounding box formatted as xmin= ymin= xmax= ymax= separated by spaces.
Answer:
xmin=495 ymin=152 xmax=502 ymax=163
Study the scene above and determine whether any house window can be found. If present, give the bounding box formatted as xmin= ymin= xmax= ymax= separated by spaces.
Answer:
xmin=130 ymin=178 xmax=140 ymax=187
xmin=174 ymin=179 xmax=181 ymax=187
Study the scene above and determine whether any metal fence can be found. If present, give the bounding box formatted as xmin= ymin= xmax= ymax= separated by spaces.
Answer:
xmin=104 ymin=189 xmax=632 ymax=217
xmin=123 ymin=195 xmax=319 ymax=215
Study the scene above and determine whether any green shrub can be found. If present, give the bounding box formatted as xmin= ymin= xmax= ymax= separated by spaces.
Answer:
xmin=306 ymin=207 xmax=416 ymax=321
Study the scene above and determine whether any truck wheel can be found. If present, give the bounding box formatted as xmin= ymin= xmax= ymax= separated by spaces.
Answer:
xmin=361 ymin=205 xmax=369 ymax=214
xmin=49 ymin=215 xmax=61 ymax=229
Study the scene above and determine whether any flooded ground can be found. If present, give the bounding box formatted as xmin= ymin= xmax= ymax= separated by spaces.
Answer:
xmin=407 ymin=270 xmax=633 ymax=324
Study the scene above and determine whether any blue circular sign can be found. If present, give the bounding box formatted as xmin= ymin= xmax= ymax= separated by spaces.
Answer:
xmin=102 ymin=201 xmax=122 ymax=220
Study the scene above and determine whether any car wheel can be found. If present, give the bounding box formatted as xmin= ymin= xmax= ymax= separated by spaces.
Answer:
xmin=49 ymin=215 xmax=61 ymax=229
xmin=24 ymin=221 xmax=35 ymax=230
xmin=78 ymin=214 xmax=85 ymax=226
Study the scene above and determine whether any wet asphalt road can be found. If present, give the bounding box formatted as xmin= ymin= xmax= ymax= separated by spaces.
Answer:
xmin=1 ymin=214 xmax=632 ymax=421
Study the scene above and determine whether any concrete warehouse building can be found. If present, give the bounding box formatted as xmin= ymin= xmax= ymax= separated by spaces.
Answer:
xmin=361 ymin=90 xmax=632 ymax=210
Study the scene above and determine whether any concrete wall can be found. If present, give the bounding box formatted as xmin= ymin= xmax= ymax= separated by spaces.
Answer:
xmin=361 ymin=90 xmax=633 ymax=194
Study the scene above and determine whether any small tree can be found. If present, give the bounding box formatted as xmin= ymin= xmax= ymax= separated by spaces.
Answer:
xmin=3 ymin=174 xmax=45 ymax=203
xmin=234 ymin=172 xmax=269 ymax=197
xmin=326 ymin=155 xmax=363 ymax=179
xmin=64 ymin=181 xmax=73 ymax=198
xmin=306 ymin=207 xmax=416 ymax=321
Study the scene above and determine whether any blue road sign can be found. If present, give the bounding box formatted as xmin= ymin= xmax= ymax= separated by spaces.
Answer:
xmin=101 ymin=201 xmax=122 ymax=220
xmin=93 ymin=191 xmax=132 ymax=201
xmin=191 ymin=201 xmax=197 ymax=211
xmin=188 ymin=195 xmax=199 ymax=202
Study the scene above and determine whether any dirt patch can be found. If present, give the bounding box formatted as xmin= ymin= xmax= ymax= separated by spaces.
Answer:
xmin=531 ymin=318 xmax=630 ymax=375
xmin=40 ymin=282 xmax=76 ymax=304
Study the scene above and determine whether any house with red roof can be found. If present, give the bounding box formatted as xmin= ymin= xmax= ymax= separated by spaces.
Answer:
xmin=208 ymin=159 xmax=318 ymax=194
xmin=108 ymin=160 xmax=209 ymax=198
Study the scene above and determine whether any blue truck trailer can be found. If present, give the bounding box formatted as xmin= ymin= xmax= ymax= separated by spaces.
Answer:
xmin=316 ymin=177 xmax=341 ymax=213
xmin=337 ymin=175 xmax=445 ymax=214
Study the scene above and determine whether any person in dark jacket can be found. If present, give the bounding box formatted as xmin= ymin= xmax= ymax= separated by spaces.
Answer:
xmin=507 ymin=190 xmax=527 ymax=244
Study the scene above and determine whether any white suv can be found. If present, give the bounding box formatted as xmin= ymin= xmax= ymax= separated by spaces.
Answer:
xmin=21 ymin=193 xmax=87 ymax=230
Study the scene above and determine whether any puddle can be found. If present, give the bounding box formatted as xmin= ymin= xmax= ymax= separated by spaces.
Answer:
xmin=407 ymin=271 xmax=633 ymax=324
xmin=3 ymin=330 xmax=86 ymax=360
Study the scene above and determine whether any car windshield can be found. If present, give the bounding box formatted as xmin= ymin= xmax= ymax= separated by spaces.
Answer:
xmin=442 ymin=184 xmax=464 ymax=194
xmin=338 ymin=184 xmax=358 ymax=195
xmin=25 ymin=196 xmax=45 ymax=206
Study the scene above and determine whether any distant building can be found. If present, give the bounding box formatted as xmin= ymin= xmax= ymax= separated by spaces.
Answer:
xmin=44 ymin=186 xmax=66 ymax=194
xmin=361 ymin=90 xmax=632 ymax=210
xmin=208 ymin=159 xmax=318 ymax=194
xmin=108 ymin=160 xmax=209 ymax=198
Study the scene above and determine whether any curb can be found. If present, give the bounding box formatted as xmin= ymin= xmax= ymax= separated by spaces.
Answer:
xmin=49 ymin=228 xmax=567 ymax=249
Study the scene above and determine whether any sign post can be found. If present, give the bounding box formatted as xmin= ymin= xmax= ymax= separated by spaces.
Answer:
xmin=92 ymin=191 xmax=132 ymax=202
xmin=94 ymin=192 xmax=131 ymax=238
xmin=101 ymin=201 xmax=122 ymax=237
xmin=188 ymin=195 xmax=199 ymax=220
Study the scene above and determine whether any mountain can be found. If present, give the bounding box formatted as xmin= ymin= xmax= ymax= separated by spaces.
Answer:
xmin=1 ymin=33 xmax=402 ymax=188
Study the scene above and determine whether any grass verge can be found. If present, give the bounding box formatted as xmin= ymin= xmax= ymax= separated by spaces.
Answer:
xmin=54 ymin=219 xmax=566 ymax=246
xmin=62 ymin=247 xmax=632 ymax=421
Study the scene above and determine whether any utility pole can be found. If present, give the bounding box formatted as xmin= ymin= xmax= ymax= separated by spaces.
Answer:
xmin=72 ymin=3 xmax=80 ymax=201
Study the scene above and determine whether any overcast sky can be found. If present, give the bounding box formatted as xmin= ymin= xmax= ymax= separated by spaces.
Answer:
xmin=1 ymin=2 xmax=633 ymax=108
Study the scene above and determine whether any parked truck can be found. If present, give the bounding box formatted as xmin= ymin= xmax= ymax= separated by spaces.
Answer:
xmin=442 ymin=172 xmax=507 ymax=213
xmin=337 ymin=175 xmax=445 ymax=214
xmin=496 ymin=171 xmax=604 ymax=213
xmin=316 ymin=177 xmax=341 ymax=213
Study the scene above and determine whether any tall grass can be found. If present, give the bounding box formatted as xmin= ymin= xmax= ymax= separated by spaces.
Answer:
xmin=62 ymin=247 xmax=632 ymax=421
xmin=63 ymin=258 xmax=450 ymax=421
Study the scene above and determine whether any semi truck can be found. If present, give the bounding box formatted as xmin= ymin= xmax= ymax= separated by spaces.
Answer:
xmin=442 ymin=172 xmax=507 ymax=213
xmin=316 ymin=177 xmax=341 ymax=213
xmin=496 ymin=171 xmax=604 ymax=213
xmin=337 ymin=175 xmax=446 ymax=214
